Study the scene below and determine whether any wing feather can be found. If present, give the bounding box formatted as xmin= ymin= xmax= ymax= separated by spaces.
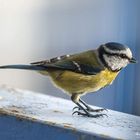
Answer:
xmin=31 ymin=50 xmax=104 ymax=75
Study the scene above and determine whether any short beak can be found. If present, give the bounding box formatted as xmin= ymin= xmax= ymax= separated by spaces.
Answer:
xmin=129 ymin=57 xmax=137 ymax=63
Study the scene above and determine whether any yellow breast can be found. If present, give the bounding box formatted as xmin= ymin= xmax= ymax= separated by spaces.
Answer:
xmin=49 ymin=69 xmax=119 ymax=95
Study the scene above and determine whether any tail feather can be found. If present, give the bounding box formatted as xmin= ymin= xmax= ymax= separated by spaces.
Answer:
xmin=0 ymin=64 xmax=47 ymax=71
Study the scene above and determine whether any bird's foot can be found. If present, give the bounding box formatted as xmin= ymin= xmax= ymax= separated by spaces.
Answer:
xmin=73 ymin=106 xmax=108 ymax=112
xmin=86 ymin=106 xmax=108 ymax=112
xmin=72 ymin=111 xmax=108 ymax=118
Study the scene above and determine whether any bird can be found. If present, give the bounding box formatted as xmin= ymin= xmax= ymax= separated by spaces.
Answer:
xmin=0 ymin=42 xmax=137 ymax=117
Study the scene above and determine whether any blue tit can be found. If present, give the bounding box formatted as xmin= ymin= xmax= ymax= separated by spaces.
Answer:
xmin=0 ymin=42 xmax=137 ymax=117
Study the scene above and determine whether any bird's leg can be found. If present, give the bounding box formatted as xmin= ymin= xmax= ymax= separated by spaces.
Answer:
xmin=79 ymin=98 xmax=107 ymax=112
xmin=71 ymin=94 xmax=107 ymax=118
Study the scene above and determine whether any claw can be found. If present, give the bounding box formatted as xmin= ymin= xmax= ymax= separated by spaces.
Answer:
xmin=72 ymin=111 xmax=80 ymax=116
xmin=73 ymin=106 xmax=108 ymax=113
xmin=103 ymin=113 xmax=108 ymax=117
xmin=103 ymin=108 xmax=108 ymax=112
xmin=73 ymin=106 xmax=80 ymax=111
xmin=86 ymin=107 xmax=108 ymax=112
xmin=99 ymin=113 xmax=108 ymax=118
xmin=72 ymin=110 xmax=108 ymax=118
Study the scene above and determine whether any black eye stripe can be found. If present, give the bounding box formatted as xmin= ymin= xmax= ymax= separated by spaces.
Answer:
xmin=99 ymin=45 xmax=130 ymax=63
xmin=104 ymin=52 xmax=130 ymax=60
xmin=102 ymin=47 xmax=130 ymax=60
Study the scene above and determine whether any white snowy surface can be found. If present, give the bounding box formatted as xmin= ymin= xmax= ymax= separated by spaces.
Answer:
xmin=0 ymin=85 xmax=140 ymax=140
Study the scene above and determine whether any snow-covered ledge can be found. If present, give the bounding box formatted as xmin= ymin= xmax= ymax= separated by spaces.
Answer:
xmin=0 ymin=85 xmax=140 ymax=140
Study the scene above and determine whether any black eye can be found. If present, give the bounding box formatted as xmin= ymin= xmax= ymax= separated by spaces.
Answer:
xmin=120 ymin=54 xmax=126 ymax=58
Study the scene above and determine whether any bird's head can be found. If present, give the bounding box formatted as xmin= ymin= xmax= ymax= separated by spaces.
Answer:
xmin=98 ymin=42 xmax=137 ymax=72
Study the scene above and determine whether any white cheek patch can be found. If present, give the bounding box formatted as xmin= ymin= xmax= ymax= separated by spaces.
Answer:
xmin=103 ymin=54 xmax=129 ymax=71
